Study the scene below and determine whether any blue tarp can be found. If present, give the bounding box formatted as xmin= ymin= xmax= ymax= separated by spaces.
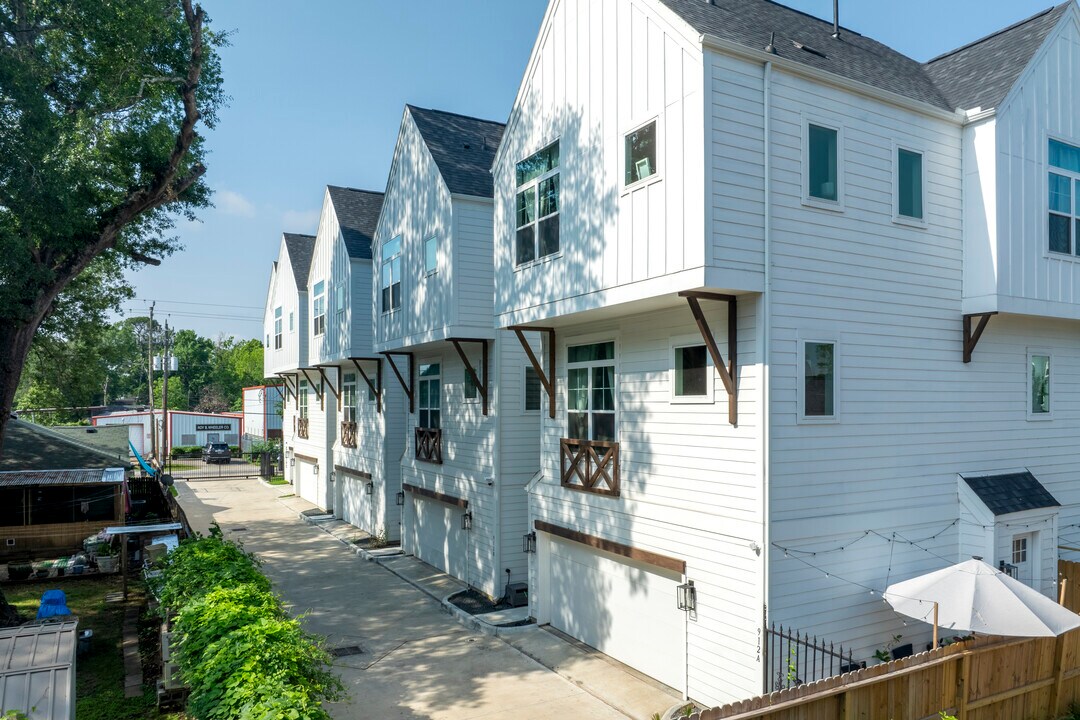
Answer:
xmin=36 ymin=590 xmax=71 ymax=620
xmin=130 ymin=440 xmax=157 ymax=477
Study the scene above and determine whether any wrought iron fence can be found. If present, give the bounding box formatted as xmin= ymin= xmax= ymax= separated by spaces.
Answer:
xmin=764 ymin=623 xmax=861 ymax=693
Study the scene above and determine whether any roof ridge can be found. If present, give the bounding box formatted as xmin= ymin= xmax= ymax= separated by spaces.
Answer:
xmin=406 ymin=104 xmax=506 ymax=128
xmin=282 ymin=232 xmax=315 ymax=239
xmin=925 ymin=4 xmax=1060 ymax=65
xmin=11 ymin=421 xmax=125 ymax=462
xmin=326 ymin=185 xmax=385 ymax=197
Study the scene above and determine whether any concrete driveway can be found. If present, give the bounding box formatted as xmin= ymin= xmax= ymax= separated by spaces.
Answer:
xmin=174 ymin=478 xmax=635 ymax=720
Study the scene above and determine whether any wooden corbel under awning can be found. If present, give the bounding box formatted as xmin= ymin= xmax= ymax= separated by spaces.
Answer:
xmin=298 ymin=368 xmax=325 ymax=409
xmin=381 ymin=351 xmax=415 ymax=413
xmin=275 ymin=373 xmax=297 ymax=402
xmin=507 ymin=326 xmax=556 ymax=419
xmin=313 ymin=364 xmax=342 ymax=410
xmin=963 ymin=313 xmax=997 ymax=363
xmin=679 ymin=291 xmax=738 ymax=427
xmin=349 ymin=357 xmax=383 ymax=414
xmin=448 ymin=338 xmax=489 ymax=415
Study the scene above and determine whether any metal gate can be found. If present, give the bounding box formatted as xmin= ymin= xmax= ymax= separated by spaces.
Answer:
xmin=165 ymin=451 xmax=278 ymax=481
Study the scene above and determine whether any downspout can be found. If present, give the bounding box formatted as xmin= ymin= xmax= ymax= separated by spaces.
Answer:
xmin=760 ymin=59 xmax=773 ymax=694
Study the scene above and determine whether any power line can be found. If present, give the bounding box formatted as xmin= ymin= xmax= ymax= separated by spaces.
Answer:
xmin=133 ymin=298 xmax=265 ymax=311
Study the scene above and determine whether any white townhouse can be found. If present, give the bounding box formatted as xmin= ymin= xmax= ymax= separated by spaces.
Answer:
xmin=494 ymin=0 xmax=1080 ymax=707
xmin=299 ymin=185 xmax=407 ymax=536
xmin=372 ymin=105 xmax=541 ymax=599
xmin=264 ymin=232 xmax=315 ymax=494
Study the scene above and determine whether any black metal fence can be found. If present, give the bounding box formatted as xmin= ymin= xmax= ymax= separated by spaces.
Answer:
xmin=164 ymin=451 xmax=278 ymax=480
xmin=764 ymin=623 xmax=861 ymax=692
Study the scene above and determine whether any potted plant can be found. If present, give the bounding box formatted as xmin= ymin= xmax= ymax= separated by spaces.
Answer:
xmin=95 ymin=542 xmax=118 ymax=573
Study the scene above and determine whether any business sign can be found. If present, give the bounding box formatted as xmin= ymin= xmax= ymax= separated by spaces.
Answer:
xmin=196 ymin=423 xmax=232 ymax=431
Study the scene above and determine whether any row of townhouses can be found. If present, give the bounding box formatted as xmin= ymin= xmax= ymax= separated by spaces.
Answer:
xmin=262 ymin=0 xmax=1080 ymax=707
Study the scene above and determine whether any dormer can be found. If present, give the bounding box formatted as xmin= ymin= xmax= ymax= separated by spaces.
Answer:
xmin=307 ymin=186 xmax=384 ymax=364
xmin=372 ymin=105 xmax=505 ymax=351
xmin=264 ymin=232 xmax=314 ymax=376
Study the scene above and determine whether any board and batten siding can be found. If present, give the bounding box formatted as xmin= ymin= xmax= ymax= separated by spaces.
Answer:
xmin=309 ymin=192 xmax=358 ymax=363
xmin=528 ymin=301 xmax=764 ymax=706
xmin=264 ymin=234 xmax=308 ymax=376
xmin=990 ymin=10 xmax=1080 ymax=319
xmin=493 ymin=0 xmax=753 ymax=329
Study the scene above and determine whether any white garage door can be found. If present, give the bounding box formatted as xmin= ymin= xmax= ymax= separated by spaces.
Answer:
xmin=339 ymin=474 xmax=368 ymax=530
xmin=409 ymin=496 xmax=466 ymax=580
xmin=547 ymin=537 xmax=685 ymax=690
xmin=297 ymin=459 xmax=319 ymax=508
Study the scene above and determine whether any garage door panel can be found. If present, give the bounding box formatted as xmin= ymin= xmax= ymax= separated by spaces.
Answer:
xmin=548 ymin=537 xmax=684 ymax=690
xmin=411 ymin=497 xmax=466 ymax=580
xmin=297 ymin=460 xmax=318 ymax=507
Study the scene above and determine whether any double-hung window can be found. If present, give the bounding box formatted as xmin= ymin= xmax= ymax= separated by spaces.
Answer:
xmin=1049 ymin=139 xmax=1080 ymax=255
xmin=806 ymin=122 xmax=840 ymax=204
xmin=299 ymin=380 xmax=309 ymax=418
xmin=418 ymin=363 xmax=441 ymax=429
xmin=567 ymin=341 xmax=615 ymax=442
xmin=273 ymin=307 xmax=282 ymax=349
xmin=801 ymin=340 xmax=836 ymax=421
xmin=515 ymin=142 xmax=560 ymax=265
xmin=382 ymin=236 xmax=402 ymax=311
xmin=342 ymin=373 xmax=357 ymax=423
xmin=896 ymin=147 xmax=924 ymax=221
xmin=312 ymin=281 xmax=326 ymax=336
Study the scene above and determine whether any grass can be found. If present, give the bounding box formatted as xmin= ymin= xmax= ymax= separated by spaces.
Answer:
xmin=267 ymin=475 xmax=288 ymax=486
xmin=3 ymin=576 xmax=184 ymax=719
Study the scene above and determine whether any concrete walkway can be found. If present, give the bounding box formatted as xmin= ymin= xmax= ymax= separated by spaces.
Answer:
xmin=175 ymin=478 xmax=678 ymax=720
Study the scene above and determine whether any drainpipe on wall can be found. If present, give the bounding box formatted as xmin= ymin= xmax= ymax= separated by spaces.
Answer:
xmin=760 ymin=59 xmax=773 ymax=695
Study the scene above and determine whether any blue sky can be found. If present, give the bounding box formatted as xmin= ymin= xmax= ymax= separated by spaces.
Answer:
xmin=122 ymin=0 xmax=1064 ymax=339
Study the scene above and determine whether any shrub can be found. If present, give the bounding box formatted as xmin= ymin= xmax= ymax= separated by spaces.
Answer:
xmin=154 ymin=529 xmax=269 ymax=610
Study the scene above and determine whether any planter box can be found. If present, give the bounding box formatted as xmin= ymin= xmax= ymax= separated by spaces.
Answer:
xmin=97 ymin=555 xmax=118 ymax=573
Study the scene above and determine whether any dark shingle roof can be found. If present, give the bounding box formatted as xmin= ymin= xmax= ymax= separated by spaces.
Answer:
xmin=282 ymin=233 xmax=316 ymax=291
xmin=407 ymin=106 xmax=506 ymax=198
xmin=963 ymin=471 xmax=1060 ymax=516
xmin=0 ymin=420 xmax=128 ymax=470
xmin=326 ymin=187 xmax=384 ymax=260
xmin=924 ymin=4 xmax=1071 ymax=111
xmin=659 ymin=0 xmax=953 ymax=110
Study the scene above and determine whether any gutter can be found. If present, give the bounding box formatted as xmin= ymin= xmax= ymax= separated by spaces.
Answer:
xmin=761 ymin=59 xmax=773 ymax=694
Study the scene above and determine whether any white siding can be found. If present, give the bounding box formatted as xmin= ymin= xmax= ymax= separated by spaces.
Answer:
xmin=309 ymin=191 xmax=356 ymax=363
xmin=264 ymin=235 xmax=309 ymax=375
xmin=454 ymin=198 xmax=496 ymax=332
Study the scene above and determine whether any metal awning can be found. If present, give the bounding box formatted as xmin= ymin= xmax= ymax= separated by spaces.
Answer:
xmin=103 ymin=522 xmax=182 ymax=536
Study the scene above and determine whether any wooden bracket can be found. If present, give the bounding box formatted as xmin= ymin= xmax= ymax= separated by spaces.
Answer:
xmin=680 ymin=291 xmax=738 ymax=426
xmin=382 ymin=352 xmax=415 ymax=413
xmin=298 ymin=368 xmax=324 ymax=408
xmin=349 ymin=357 xmax=383 ymax=414
xmin=508 ymin=326 xmax=556 ymax=419
xmin=275 ymin=373 xmax=297 ymax=403
xmin=313 ymin=364 xmax=342 ymax=410
xmin=449 ymin=338 xmax=489 ymax=415
xmin=963 ymin=313 xmax=996 ymax=363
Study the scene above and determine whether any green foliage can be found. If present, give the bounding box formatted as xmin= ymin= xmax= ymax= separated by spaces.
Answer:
xmin=158 ymin=530 xmax=342 ymax=719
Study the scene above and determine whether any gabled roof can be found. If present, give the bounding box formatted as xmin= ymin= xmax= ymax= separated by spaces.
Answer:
xmin=282 ymin=233 xmax=316 ymax=291
xmin=658 ymin=0 xmax=953 ymax=110
xmin=962 ymin=471 xmax=1061 ymax=516
xmin=924 ymin=3 xmax=1072 ymax=112
xmin=326 ymin=187 xmax=384 ymax=260
xmin=0 ymin=420 xmax=128 ymax=470
xmin=406 ymin=106 xmax=506 ymax=198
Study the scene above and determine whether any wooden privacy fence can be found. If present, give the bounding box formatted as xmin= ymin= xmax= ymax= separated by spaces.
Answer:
xmin=691 ymin=559 xmax=1080 ymax=720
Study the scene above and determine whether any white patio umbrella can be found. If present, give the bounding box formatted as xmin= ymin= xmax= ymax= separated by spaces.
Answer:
xmin=884 ymin=558 xmax=1080 ymax=640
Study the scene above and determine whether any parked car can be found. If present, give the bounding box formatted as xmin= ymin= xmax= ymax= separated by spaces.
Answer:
xmin=202 ymin=442 xmax=231 ymax=464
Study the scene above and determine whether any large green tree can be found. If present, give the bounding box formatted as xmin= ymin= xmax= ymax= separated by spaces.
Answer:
xmin=0 ymin=0 xmax=224 ymax=451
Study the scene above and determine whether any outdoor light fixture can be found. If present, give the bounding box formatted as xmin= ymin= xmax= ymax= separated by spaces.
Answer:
xmin=395 ymin=491 xmax=405 ymax=506
xmin=365 ymin=482 xmax=374 ymax=495
xmin=523 ymin=532 xmax=536 ymax=554
xmin=677 ymin=580 xmax=697 ymax=612
xmin=290 ymin=458 xmax=295 ymax=467
xmin=461 ymin=512 xmax=473 ymax=531
xmin=313 ymin=463 xmax=319 ymax=475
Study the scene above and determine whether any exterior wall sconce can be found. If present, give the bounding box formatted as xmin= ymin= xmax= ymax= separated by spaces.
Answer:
xmin=313 ymin=463 xmax=320 ymax=476
xmin=461 ymin=511 xmax=473 ymax=531
xmin=289 ymin=458 xmax=295 ymax=467
xmin=677 ymin=580 xmax=697 ymax=612
xmin=365 ymin=482 xmax=374 ymax=495
xmin=395 ymin=491 xmax=405 ymax=506
xmin=523 ymin=532 xmax=536 ymax=553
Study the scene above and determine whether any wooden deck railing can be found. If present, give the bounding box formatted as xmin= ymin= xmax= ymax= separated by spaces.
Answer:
xmin=560 ymin=438 xmax=620 ymax=496
xmin=415 ymin=427 xmax=442 ymax=464
xmin=340 ymin=421 xmax=357 ymax=448
xmin=297 ymin=417 xmax=309 ymax=439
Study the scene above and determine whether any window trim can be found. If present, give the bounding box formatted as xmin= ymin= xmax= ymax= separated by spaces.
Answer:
xmin=417 ymin=359 xmax=442 ymax=431
xmin=669 ymin=335 xmax=714 ymax=405
xmin=381 ymin=235 xmax=403 ymax=314
xmin=797 ymin=334 xmax=839 ymax=424
xmin=462 ymin=366 xmax=480 ymax=404
xmin=622 ymin=116 xmax=662 ymax=193
xmin=513 ymin=140 xmax=561 ymax=269
xmin=523 ymin=365 xmax=542 ymax=415
xmin=892 ymin=142 xmax=928 ymax=228
xmin=424 ymin=236 xmax=438 ymax=276
xmin=342 ymin=372 xmax=357 ymax=424
xmin=335 ymin=283 xmax=346 ymax=315
xmin=1027 ymin=348 xmax=1053 ymax=421
xmin=565 ymin=335 xmax=618 ymax=443
xmin=802 ymin=116 xmax=845 ymax=212
xmin=274 ymin=307 xmax=283 ymax=350
xmin=312 ymin=280 xmax=327 ymax=336
xmin=1047 ymin=134 xmax=1080 ymax=258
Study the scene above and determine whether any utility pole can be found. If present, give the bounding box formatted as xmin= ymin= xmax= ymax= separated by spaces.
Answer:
xmin=147 ymin=302 xmax=156 ymax=458
xmin=161 ymin=320 xmax=171 ymax=458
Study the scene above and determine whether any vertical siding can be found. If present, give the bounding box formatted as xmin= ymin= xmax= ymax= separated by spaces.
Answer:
xmin=264 ymin=235 xmax=308 ymax=375
xmin=309 ymin=192 xmax=358 ymax=363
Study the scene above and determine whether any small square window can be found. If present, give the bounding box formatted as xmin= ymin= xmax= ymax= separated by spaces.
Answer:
xmin=897 ymin=148 xmax=923 ymax=220
xmin=808 ymin=124 xmax=839 ymax=202
xmin=674 ymin=345 xmax=708 ymax=398
xmin=625 ymin=121 xmax=657 ymax=185
xmin=803 ymin=341 xmax=835 ymax=418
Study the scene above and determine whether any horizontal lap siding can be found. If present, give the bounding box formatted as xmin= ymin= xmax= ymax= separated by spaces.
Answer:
xmin=453 ymin=200 xmax=495 ymax=330
xmin=531 ymin=302 xmax=764 ymax=707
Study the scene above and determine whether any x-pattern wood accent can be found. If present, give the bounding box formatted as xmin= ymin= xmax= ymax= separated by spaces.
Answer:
xmin=340 ymin=421 xmax=357 ymax=448
xmin=382 ymin=352 xmax=414 ymax=413
xmin=297 ymin=417 xmax=310 ymax=439
xmin=680 ymin=291 xmax=738 ymax=426
xmin=313 ymin=364 xmax=342 ymax=410
xmin=415 ymin=427 xmax=442 ymax=464
xmin=298 ymin=368 xmax=324 ymax=409
xmin=349 ymin=357 xmax=382 ymax=413
xmin=449 ymin=338 xmax=489 ymax=415
xmin=963 ymin=312 xmax=997 ymax=363
xmin=508 ymin=326 xmax=556 ymax=418
xmin=560 ymin=438 xmax=620 ymax=496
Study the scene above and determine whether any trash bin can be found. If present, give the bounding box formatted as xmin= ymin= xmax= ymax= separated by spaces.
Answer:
xmin=77 ymin=629 xmax=93 ymax=656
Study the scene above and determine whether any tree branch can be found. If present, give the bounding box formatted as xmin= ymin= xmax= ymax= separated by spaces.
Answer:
xmin=127 ymin=252 xmax=162 ymax=267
